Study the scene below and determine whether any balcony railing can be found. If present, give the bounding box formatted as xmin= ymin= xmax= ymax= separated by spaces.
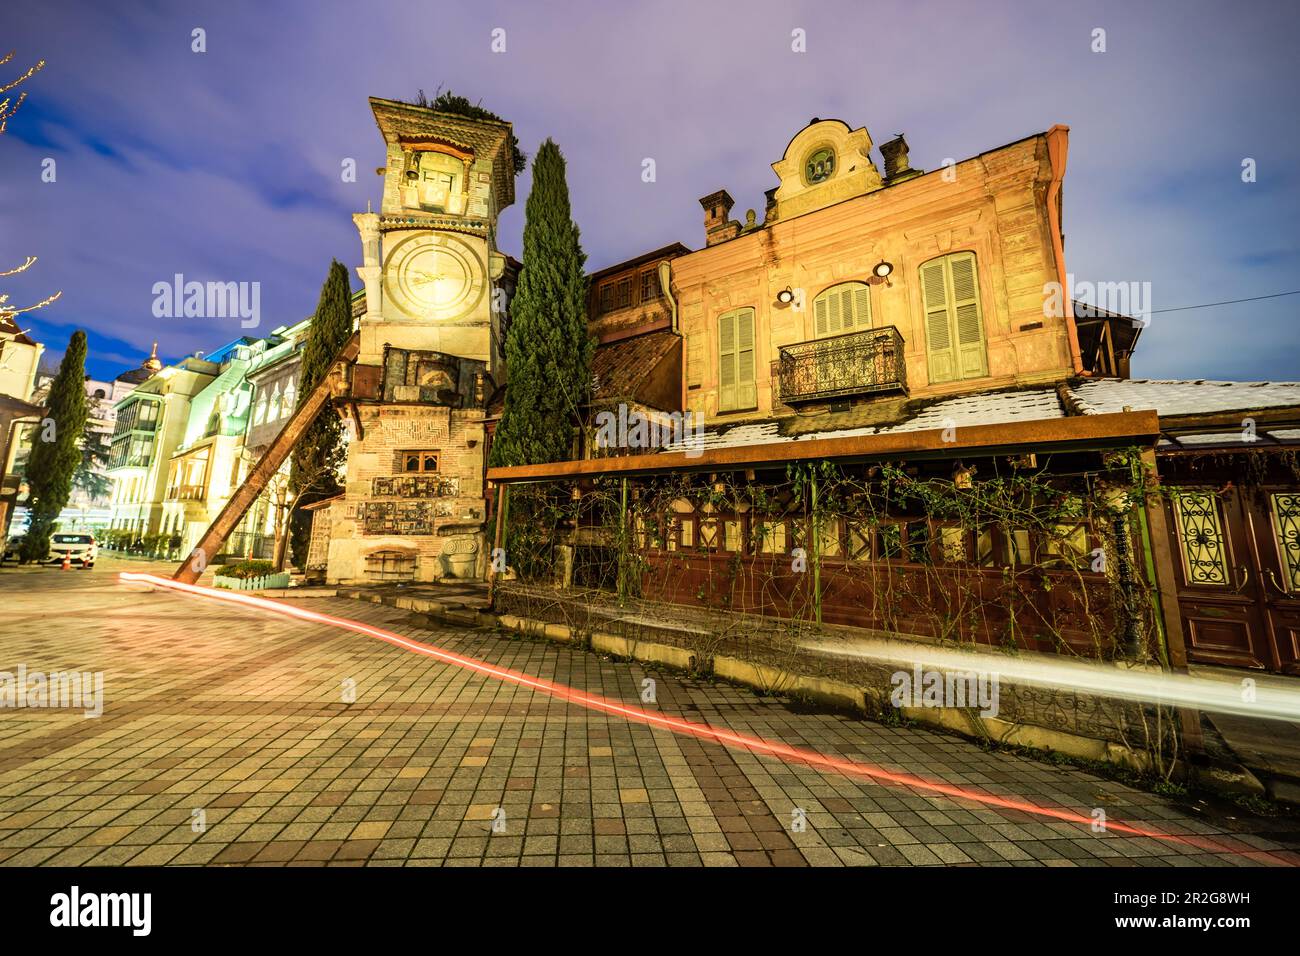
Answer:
xmin=778 ymin=325 xmax=907 ymax=404
xmin=166 ymin=484 xmax=207 ymax=502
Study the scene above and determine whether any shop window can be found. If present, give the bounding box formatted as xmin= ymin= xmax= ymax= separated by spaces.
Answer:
xmin=1042 ymin=524 xmax=1091 ymax=570
xmin=907 ymin=522 xmax=933 ymax=564
xmin=755 ymin=520 xmax=787 ymax=555
xmin=937 ymin=526 xmax=969 ymax=563
xmin=723 ymin=520 xmax=742 ymax=552
xmin=669 ymin=517 xmax=695 ymax=551
xmin=1003 ymin=529 xmax=1033 ymax=567
xmin=816 ymin=517 xmax=842 ymax=558
xmin=846 ymin=520 xmax=873 ymax=561
xmin=877 ymin=523 xmax=905 ymax=560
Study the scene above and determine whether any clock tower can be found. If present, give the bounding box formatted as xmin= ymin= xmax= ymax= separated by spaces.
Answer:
xmin=326 ymin=96 xmax=517 ymax=584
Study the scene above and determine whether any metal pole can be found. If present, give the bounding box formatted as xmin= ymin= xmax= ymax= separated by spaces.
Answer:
xmin=488 ymin=483 xmax=510 ymax=608
xmin=811 ymin=471 xmax=822 ymax=626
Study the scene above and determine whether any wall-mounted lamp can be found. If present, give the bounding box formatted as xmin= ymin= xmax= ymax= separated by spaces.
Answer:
xmin=776 ymin=286 xmax=795 ymax=305
xmin=952 ymin=461 xmax=974 ymax=489
xmin=872 ymin=260 xmax=894 ymax=280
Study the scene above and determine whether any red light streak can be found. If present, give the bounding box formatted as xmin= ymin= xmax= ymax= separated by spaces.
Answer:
xmin=119 ymin=572 xmax=1291 ymax=864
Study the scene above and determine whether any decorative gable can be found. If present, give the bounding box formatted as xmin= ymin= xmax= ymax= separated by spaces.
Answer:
xmin=770 ymin=119 xmax=884 ymax=221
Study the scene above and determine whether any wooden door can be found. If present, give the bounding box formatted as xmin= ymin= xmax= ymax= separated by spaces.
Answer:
xmin=1251 ymin=490 xmax=1300 ymax=673
xmin=1166 ymin=487 xmax=1270 ymax=669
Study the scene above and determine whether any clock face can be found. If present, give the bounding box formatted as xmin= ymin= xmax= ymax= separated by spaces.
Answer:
xmin=384 ymin=232 xmax=484 ymax=320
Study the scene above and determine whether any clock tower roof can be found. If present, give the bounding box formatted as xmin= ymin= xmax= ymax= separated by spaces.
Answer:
xmin=369 ymin=96 xmax=516 ymax=209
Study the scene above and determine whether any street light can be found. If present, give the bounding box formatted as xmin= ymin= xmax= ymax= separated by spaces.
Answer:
xmin=776 ymin=286 xmax=795 ymax=305
xmin=873 ymin=260 xmax=894 ymax=279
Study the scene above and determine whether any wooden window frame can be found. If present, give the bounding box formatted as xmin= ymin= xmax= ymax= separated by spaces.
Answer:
xmin=398 ymin=449 xmax=440 ymax=474
xmin=640 ymin=269 xmax=659 ymax=303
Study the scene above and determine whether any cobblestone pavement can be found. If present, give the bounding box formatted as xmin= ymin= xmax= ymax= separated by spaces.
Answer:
xmin=1 ymin=558 xmax=1298 ymax=867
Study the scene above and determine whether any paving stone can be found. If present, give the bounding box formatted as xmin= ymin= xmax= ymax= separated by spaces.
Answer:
xmin=0 ymin=565 xmax=1294 ymax=869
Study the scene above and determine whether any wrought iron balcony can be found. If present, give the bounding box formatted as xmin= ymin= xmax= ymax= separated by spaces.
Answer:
xmin=778 ymin=325 xmax=907 ymax=404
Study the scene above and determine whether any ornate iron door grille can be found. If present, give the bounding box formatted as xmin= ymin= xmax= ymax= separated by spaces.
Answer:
xmin=1173 ymin=491 xmax=1230 ymax=586
xmin=778 ymin=326 xmax=906 ymax=404
xmin=1271 ymin=493 xmax=1300 ymax=592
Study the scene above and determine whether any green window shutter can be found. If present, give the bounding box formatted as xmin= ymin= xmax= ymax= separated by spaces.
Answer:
xmin=719 ymin=310 xmax=737 ymax=411
xmin=837 ymin=287 xmax=857 ymax=332
xmin=813 ymin=282 xmax=871 ymax=336
xmin=921 ymin=259 xmax=956 ymax=383
xmin=851 ymin=283 xmax=871 ymax=329
xmin=736 ymin=308 xmax=756 ymax=409
xmin=949 ymin=252 xmax=987 ymax=378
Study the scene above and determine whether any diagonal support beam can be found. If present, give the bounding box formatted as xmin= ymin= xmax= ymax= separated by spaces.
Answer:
xmin=172 ymin=333 xmax=360 ymax=584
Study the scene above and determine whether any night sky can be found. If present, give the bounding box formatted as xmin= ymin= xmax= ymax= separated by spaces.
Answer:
xmin=3 ymin=0 xmax=1298 ymax=382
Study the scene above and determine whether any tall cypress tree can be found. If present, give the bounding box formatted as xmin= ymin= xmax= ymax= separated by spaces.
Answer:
xmin=288 ymin=259 xmax=353 ymax=566
xmin=21 ymin=330 xmax=88 ymax=562
xmin=490 ymin=139 xmax=592 ymax=466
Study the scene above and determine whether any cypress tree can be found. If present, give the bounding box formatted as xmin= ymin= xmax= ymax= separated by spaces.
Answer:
xmin=288 ymin=259 xmax=353 ymax=566
xmin=490 ymin=139 xmax=592 ymax=466
xmin=21 ymin=330 xmax=88 ymax=562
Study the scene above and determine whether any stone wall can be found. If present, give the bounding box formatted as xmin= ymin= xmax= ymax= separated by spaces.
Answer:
xmin=326 ymin=403 xmax=487 ymax=584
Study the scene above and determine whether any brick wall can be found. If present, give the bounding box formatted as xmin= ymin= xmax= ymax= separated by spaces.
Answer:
xmin=326 ymin=404 xmax=487 ymax=583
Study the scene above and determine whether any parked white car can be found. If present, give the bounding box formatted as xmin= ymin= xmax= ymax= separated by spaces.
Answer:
xmin=48 ymin=533 xmax=97 ymax=568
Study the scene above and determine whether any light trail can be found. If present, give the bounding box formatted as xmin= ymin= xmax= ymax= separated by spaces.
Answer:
xmin=797 ymin=635 xmax=1300 ymax=722
xmin=119 ymin=571 xmax=1292 ymax=864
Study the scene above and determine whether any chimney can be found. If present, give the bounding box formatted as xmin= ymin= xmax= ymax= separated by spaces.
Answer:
xmin=699 ymin=189 xmax=741 ymax=246
xmin=880 ymin=135 xmax=922 ymax=184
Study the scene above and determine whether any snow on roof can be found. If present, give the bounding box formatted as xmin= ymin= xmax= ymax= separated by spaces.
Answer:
xmin=663 ymin=387 xmax=1065 ymax=453
xmin=1069 ymin=379 xmax=1300 ymax=417
xmin=661 ymin=378 xmax=1300 ymax=455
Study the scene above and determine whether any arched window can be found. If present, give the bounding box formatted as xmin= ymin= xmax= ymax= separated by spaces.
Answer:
xmin=919 ymin=252 xmax=988 ymax=384
xmin=813 ymin=281 xmax=871 ymax=337
xmin=268 ymin=384 xmax=282 ymax=421
xmin=281 ymin=377 xmax=296 ymax=414
xmin=253 ymin=395 xmax=267 ymax=426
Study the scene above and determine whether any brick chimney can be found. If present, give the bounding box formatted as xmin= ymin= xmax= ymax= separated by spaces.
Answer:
xmin=700 ymin=189 xmax=741 ymax=246
xmin=879 ymin=135 xmax=922 ymax=184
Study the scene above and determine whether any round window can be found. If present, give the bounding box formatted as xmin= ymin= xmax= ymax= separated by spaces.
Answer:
xmin=805 ymin=147 xmax=835 ymax=184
